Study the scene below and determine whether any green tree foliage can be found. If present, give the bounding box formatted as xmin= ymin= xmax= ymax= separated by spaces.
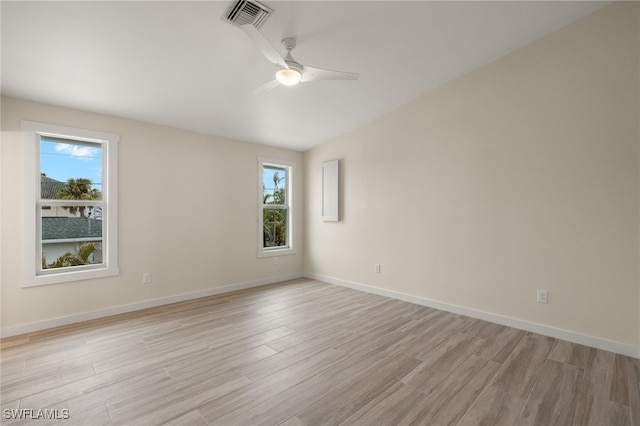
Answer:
xmin=46 ymin=242 xmax=99 ymax=269
xmin=56 ymin=178 xmax=100 ymax=217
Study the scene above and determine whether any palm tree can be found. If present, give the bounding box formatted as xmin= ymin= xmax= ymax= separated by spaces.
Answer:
xmin=47 ymin=242 xmax=99 ymax=268
xmin=272 ymin=172 xmax=285 ymax=205
xmin=56 ymin=178 xmax=100 ymax=218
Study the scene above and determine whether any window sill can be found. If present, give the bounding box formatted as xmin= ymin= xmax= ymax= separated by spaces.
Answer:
xmin=258 ymin=247 xmax=296 ymax=258
xmin=22 ymin=265 xmax=119 ymax=288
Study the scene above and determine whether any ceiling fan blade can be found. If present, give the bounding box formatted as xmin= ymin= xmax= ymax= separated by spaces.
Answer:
xmin=254 ymin=79 xmax=280 ymax=95
xmin=301 ymin=66 xmax=360 ymax=83
xmin=241 ymin=24 xmax=288 ymax=69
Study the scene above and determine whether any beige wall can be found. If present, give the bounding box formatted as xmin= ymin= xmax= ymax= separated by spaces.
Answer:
xmin=305 ymin=2 xmax=640 ymax=348
xmin=1 ymin=97 xmax=304 ymax=330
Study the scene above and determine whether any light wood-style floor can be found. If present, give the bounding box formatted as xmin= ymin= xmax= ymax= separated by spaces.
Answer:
xmin=1 ymin=278 xmax=639 ymax=425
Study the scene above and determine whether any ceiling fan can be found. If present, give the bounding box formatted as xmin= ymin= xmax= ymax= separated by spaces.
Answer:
xmin=241 ymin=24 xmax=360 ymax=94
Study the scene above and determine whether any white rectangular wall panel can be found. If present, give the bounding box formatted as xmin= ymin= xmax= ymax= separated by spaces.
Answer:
xmin=322 ymin=160 xmax=339 ymax=221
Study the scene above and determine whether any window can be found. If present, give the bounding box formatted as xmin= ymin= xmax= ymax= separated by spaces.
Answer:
xmin=22 ymin=120 xmax=119 ymax=287
xmin=258 ymin=157 xmax=295 ymax=257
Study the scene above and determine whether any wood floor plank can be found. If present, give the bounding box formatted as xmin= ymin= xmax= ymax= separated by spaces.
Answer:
xmin=0 ymin=335 xmax=31 ymax=350
xmin=422 ymin=357 xmax=501 ymax=425
xmin=279 ymin=416 xmax=306 ymax=426
xmin=319 ymin=333 xmax=416 ymax=387
xmin=264 ymin=325 xmax=354 ymax=355
xmin=199 ymin=347 xmax=345 ymax=425
xmin=1 ymin=336 xmax=88 ymax=364
xmin=17 ymin=367 xmax=169 ymax=412
xmin=611 ymin=354 xmax=630 ymax=406
xmin=490 ymin=328 xmax=527 ymax=364
xmin=107 ymin=370 xmax=250 ymax=422
xmin=19 ymin=339 xmax=147 ymax=375
xmin=549 ymin=340 xmax=592 ymax=368
xmin=117 ymin=373 xmax=251 ymax=426
xmin=339 ymin=381 xmax=427 ymax=425
xmin=0 ymin=359 xmax=25 ymax=378
xmin=401 ymin=333 xmax=485 ymax=395
xmin=140 ymin=317 xmax=273 ymax=348
xmin=586 ymin=347 xmax=616 ymax=372
xmin=516 ymin=359 xmax=583 ymax=425
xmin=627 ymin=357 xmax=640 ymax=425
xmin=92 ymin=340 xmax=209 ymax=375
xmin=34 ymin=369 xmax=171 ymax=422
xmin=402 ymin=314 xmax=470 ymax=361
xmin=218 ymin=374 xmax=332 ymax=426
xmin=491 ymin=334 xmax=556 ymax=399
xmin=209 ymin=326 xmax=294 ymax=352
xmin=332 ymin=317 xmax=415 ymax=356
xmin=458 ymin=386 xmax=527 ymax=426
xmin=1 ymin=364 xmax=96 ymax=402
xmin=240 ymin=332 xmax=352 ymax=382
xmin=296 ymin=353 xmax=421 ymax=426
xmin=0 ymin=279 xmax=634 ymax=426
xmin=473 ymin=326 xmax=526 ymax=363
xmin=397 ymin=355 xmax=500 ymax=425
xmin=400 ymin=307 xmax=450 ymax=334
xmin=461 ymin=317 xmax=508 ymax=340
xmin=160 ymin=410 xmax=208 ymax=426
xmin=581 ymin=361 xmax=615 ymax=401
xmin=574 ymin=392 xmax=631 ymax=426
xmin=164 ymin=344 xmax=277 ymax=381
xmin=81 ymin=318 xmax=185 ymax=346
xmin=161 ymin=327 xmax=291 ymax=377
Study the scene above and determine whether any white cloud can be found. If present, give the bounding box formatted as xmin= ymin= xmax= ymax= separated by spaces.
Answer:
xmin=55 ymin=143 xmax=99 ymax=161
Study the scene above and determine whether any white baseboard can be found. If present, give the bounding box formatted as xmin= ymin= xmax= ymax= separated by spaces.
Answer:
xmin=0 ymin=273 xmax=303 ymax=339
xmin=304 ymin=272 xmax=640 ymax=358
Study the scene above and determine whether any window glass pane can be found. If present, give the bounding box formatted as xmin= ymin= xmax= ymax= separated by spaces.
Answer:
xmin=258 ymin=158 xmax=294 ymax=258
xmin=40 ymin=213 xmax=103 ymax=268
xmin=263 ymin=165 xmax=286 ymax=205
xmin=263 ymin=208 xmax=288 ymax=248
xmin=40 ymin=138 xmax=103 ymax=200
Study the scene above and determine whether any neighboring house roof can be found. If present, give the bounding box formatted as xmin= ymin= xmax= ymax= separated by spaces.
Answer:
xmin=42 ymin=217 xmax=102 ymax=240
xmin=41 ymin=175 xmax=66 ymax=199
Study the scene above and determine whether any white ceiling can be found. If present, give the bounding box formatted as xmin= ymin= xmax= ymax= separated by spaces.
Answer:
xmin=2 ymin=1 xmax=607 ymax=151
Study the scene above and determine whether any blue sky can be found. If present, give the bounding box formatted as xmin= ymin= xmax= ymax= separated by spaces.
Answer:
xmin=40 ymin=139 xmax=103 ymax=192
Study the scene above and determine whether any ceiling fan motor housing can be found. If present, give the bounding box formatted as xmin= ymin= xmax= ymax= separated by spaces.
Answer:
xmin=281 ymin=37 xmax=296 ymax=51
xmin=281 ymin=38 xmax=302 ymax=74
xmin=284 ymin=60 xmax=303 ymax=74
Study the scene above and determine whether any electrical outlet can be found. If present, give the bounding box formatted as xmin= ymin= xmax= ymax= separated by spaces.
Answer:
xmin=143 ymin=272 xmax=152 ymax=284
xmin=537 ymin=289 xmax=548 ymax=304
xmin=273 ymin=257 xmax=279 ymax=265
xmin=374 ymin=264 xmax=381 ymax=273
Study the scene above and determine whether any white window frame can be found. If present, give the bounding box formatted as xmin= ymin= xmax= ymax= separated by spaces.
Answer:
xmin=21 ymin=120 xmax=119 ymax=287
xmin=258 ymin=157 xmax=295 ymax=258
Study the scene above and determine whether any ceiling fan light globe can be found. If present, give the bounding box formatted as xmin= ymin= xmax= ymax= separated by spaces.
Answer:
xmin=276 ymin=69 xmax=302 ymax=86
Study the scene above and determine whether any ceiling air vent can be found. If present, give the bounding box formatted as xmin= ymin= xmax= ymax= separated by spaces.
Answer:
xmin=224 ymin=0 xmax=273 ymax=29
